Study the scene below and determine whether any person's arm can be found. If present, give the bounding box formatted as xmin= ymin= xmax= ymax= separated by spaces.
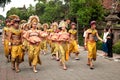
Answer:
xmin=111 ymin=33 xmax=114 ymax=39
xmin=8 ymin=31 xmax=12 ymax=50
xmin=20 ymin=30 xmax=23 ymax=43
xmin=2 ymin=29 xmax=5 ymax=44
xmin=26 ymin=31 xmax=30 ymax=42
xmin=96 ymin=31 xmax=103 ymax=42
xmin=21 ymin=30 xmax=24 ymax=42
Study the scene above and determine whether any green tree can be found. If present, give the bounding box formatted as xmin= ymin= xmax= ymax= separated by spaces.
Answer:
xmin=34 ymin=0 xmax=47 ymax=3
xmin=39 ymin=0 xmax=64 ymax=23
xmin=6 ymin=5 xmax=36 ymax=20
xmin=7 ymin=7 xmax=21 ymax=17
xmin=35 ymin=2 xmax=46 ymax=16
xmin=0 ymin=0 xmax=11 ymax=7
xmin=26 ymin=4 xmax=36 ymax=18
xmin=67 ymin=0 xmax=105 ymax=26
xmin=0 ymin=15 xmax=5 ymax=20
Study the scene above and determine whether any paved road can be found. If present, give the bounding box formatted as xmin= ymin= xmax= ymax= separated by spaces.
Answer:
xmin=0 ymin=36 xmax=120 ymax=80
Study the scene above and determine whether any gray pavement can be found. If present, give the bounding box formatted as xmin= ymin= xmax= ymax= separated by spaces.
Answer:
xmin=0 ymin=36 xmax=120 ymax=80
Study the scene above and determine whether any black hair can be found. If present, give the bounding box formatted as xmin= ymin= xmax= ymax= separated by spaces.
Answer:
xmin=109 ymin=28 xmax=113 ymax=33
xmin=104 ymin=27 xmax=109 ymax=32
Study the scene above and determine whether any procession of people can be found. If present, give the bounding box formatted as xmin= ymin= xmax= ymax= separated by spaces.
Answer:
xmin=2 ymin=14 xmax=114 ymax=73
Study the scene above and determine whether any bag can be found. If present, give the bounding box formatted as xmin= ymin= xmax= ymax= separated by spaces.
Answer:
xmin=94 ymin=36 xmax=98 ymax=42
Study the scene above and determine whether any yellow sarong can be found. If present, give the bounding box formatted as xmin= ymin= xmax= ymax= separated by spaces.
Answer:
xmin=4 ymin=39 xmax=10 ymax=58
xmin=22 ymin=39 xmax=29 ymax=51
xmin=87 ymin=41 xmax=96 ymax=59
xmin=51 ymin=42 xmax=59 ymax=55
xmin=41 ymin=40 xmax=47 ymax=51
xmin=69 ymin=39 xmax=79 ymax=53
xmin=59 ymin=42 xmax=69 ymax=62
xmin=11 ymin=45 xmax=24 ymax=63
xmin=28 ymin=44 xmax=41 ymax=66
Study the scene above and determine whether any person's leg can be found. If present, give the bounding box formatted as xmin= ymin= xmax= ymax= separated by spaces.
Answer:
xmin=87 ymin=42 xmax=95 ymax=69
xmin=109 ymin=44 xmax=113 ymax=57
xmin=87 ymin=58 xmax=90 ymax=66
xmin=107 ymin=44 xmax=110 ymax=57
xmin=51 ymin=43 xmax=56 ymax=59
xmin=75 ymin=52 xmax=79 ymax=60
xmin=15 ymin=61 xmax=20 ymax=72
xmin=11 ymin=61 xmax=15 ymax=70
xmin=56 ymin=51 xmax=59 ymax=61
xmin=11 ymin=46 xmax=16 ymax=70
xmin=4 ymin=40 xmax=10 ymax=62
xmin=55 ymin=43 xmax=59 ymax=61
xmin=59 ymin=44 xmax=67 ymax=70
xmin=102 ymin=43 xmax=108 ymax=56
xmin=32 ymin=45 xmax=41 ymax=73
xmin=89 ymin=58 xmax=94 ymax=69
xmin=43 ymin=40 xmax=47 ymax=55
xmin=32 ymin=55 xmax=38 ymax=73
xmin=73 ymin=40 xmax=80 ymax=60
xmin=33 ymin=65 xmax=37 ymax=73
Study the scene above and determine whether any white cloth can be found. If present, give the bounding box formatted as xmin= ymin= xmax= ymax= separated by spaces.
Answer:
xmin=83 ymin=31 xmax=87 ymax=38
xmin=103 ymin=32 xmax=109 ymax=42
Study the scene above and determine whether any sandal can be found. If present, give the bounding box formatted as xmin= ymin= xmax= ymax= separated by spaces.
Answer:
xmin=11 ymin=67 xmax=15 ymax=70
xmin=90 ymin=65 xmax=94 ymax=70
xmin=33 ymin=69 xmax=38 ymax=73
xmin=87 ymin=64 xmax=90 ymax=66
xmin=63 ymin=66 xmax=67 ymax=70
xmin=90 ymin=67 xmax=94 ymax=70
xmin=56 ymin=58 xmax=60 ymax=61
xmin=16 ymin=69 xmax=20 ymax=73
xmin=75 ymin=58 xmax=80 ymax=60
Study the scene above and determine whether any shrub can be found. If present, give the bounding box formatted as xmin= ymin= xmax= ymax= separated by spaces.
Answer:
xmin=96 ymin=41 xmax=102 ymax=50
xmin=113 ymin=41 xmax=120 ymax=54
xmin=78 ymin=34 xmax=84 ymax=46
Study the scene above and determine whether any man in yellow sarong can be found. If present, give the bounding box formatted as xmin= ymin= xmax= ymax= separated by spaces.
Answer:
xmin=84 ymin=21 xmax=103 ymax=69
xmin=8 ymin=15 xmax=24 ymax=73
xmin=2 ymin=19 xmax=12 ymax=62
xmin=68 ymin=22 xmax=80 ymax=60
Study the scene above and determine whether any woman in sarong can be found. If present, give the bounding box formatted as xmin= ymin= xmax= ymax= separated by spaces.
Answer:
xmin=26 ymin=15 xmax=42 ymax=73
xmin=40 ymin=23 xmax=49 ymax=55
xmin=58 ymin=22 xmax=70 ymax=70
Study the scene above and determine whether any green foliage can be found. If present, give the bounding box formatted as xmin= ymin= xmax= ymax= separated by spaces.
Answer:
xmin=96 ymin=41 xmax=102 ymax=50
xmin=113 ymin=41 xmax=120 ymax=54
xmin=0 ymin=15 xmax=5 ymax=27
xmin=6 ymin=5 xmax=36 ymax=20
xmin=0 ymin=0 xmax=11 ymax=7
xmin=37 ymin=0 xmax=65 ymax=23
xmin=68 ymin=0 xmax=105 ymax=26
xmin=0 ymin=15 xmax=5 ymax=20
xmin=35 ymin=2 xmax=45 ymax=16
xmin=6 ymin=0 xmax=105 ymax=25
xmin=78 ymin=34 xmax=84 ymax=46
